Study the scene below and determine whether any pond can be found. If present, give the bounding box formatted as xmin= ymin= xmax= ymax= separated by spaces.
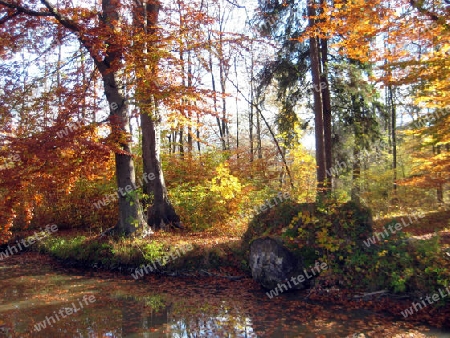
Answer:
xmin=0 ymin=253 xmax=449 ymax=337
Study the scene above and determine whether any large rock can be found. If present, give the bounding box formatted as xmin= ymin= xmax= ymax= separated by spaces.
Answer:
xmin=249 ymin=237 xmax=310 ymax=290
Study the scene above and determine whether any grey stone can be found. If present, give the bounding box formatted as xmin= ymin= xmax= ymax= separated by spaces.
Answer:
xmin=249 ymin=237 xmax=310 ymax=290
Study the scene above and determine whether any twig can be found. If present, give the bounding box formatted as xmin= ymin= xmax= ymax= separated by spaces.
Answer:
xmin=200 ymin=269 xmax=245 ymax=280
xmin=224 ymin=0 xmax=245 ymax=9
xmin=353 ymin=289 xmax=389 ymax=299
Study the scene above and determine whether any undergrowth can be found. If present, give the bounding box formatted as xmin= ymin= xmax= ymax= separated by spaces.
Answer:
xmin=243 ymin=199 xmax=450 ymax=300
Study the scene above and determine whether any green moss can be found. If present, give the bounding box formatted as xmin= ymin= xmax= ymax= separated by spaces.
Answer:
xmin=239 ymin=199 xmax=447 ymax=299
xmin=242 ymin=200 xmax=373 ymax=253
xmin=33 ymin=234 xmax=243 ymax=275
xmin=241 ymin=200 xmax=302 ymax=251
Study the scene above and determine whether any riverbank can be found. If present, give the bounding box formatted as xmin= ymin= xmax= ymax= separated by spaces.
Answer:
xmin=1 ymin=251 xmax=450 ymax=337
xmin=1 ymin=229 xmax=249 ymax=279
xmin=1 ymin=230 xmax=449 ymax=330
xmin=2 ymin=202 xmax=450 ymax=332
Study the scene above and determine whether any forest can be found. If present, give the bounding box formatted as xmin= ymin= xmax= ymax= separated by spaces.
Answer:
xmin=0 ymin=0 xmax=449 ymax=336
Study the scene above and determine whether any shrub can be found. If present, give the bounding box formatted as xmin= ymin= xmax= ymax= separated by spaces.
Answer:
xmin=169 ymin=161 xmax=244 ymax=231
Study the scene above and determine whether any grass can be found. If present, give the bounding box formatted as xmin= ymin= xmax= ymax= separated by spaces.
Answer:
xmin=31 ymin=229 xmax=247 ymax=275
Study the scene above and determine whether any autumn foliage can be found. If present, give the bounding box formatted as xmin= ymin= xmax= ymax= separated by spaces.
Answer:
xmin=0 ymin=0 xmax=449 ymax=243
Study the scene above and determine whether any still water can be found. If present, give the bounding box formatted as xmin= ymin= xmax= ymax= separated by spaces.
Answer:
xmin=0 ymin=253 xmax=449 ymax=337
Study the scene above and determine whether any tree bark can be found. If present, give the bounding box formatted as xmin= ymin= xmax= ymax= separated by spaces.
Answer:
xmin=351 ymin=140 xmax=361 ymax=203
xmin=207 ymin=32 xmax=225 ymax=150
xmin=249 ymin=49 xmax=255 ymax=163
xmin=102 ymin=71 xmax=148 ymax=235
xmin=436 ymin=145 xmax=444 ymax=203
xmin=187 ymin=50 xmax=193 ymax=153
xmin=99 ymin=0 xmax=149 ymax=235
xmin=141 ymin=107 xmax=180 ymax=229
xmin=219 ymin=41 xmax=230 ymax=151
xmin=308 ymin=0 xmax=326 ymax=194
xmin=320 ymin=38 xmax=332 ymax=193
xmin=137 ymin=0 xmax=180 ymax=230
xmin=389 ymin=85 xmax=397 ymax=194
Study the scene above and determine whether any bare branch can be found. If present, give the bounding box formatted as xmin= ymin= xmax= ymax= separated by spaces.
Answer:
xmin=0 ymin=0 xmax=106 ymax=69
xmin=0 ymin=0 xmax=53 ymax=17
xmin=224 ymin=0 xmax=245 ymax=9
xmin=39 ymin=0 xmax=105 ymax=68
xmin=409 ymin=0 xmax=445 ymax=22
xmin=0 ymin=10 xmax=20 ymax=25
xmin=40 ymin=0 xmax=81 ymax=32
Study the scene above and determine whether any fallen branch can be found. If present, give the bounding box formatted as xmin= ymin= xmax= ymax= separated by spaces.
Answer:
xmin=98 ymin=227 xmax=115 ymax=238
xmin=200 ymin=269 xmax=245 ymax=280
xmin=353 ymin=289 xmax=389 ymax=299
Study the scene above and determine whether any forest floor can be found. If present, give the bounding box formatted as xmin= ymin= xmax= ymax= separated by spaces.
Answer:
xmin=373 ymin=208 xmax=450 ymax=243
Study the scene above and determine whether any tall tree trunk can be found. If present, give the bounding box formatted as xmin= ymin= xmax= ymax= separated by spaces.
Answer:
xmin=187 ymin=50 xmax=193 ymax=153
xmin=178 ymin=1 xmax=187 ymax=156
xmin=5 ymin=0 xmax=150 ymax=237
xmin=196 ymin=112 xmax=201 ymax=153
xmin=234 ymin=57 xmax=239 ymax=157
xmin=141 ymin=105 xmax=180 ymax=229
xmin=389 ymin=85 xmax=397 ymax=194
xmin=249 ymin=49 xmax=255 ymax=163
xmin=350 ymin=93 xmax=362 ymax=203
xmin=217 ymin=7 xmax=230 ymax=151
xmin=308 ymin=0 xmax=326 ymax=194
xmin=179 ymin=128 xmax=184 ymax=156
xmin=256 ymin=103 xmax=262 ymax=159
xmin=137 ymin=0 xmax=180 ymax=230
xmin=207 ymin=32 xmax=225 ymax=150
xmin=173 ymin=131 xmax=177 ymax=154
xmin=102 ymin=71 xmax=148 ymax=235
xmin=97 ymin=0 xmax=147 ymax=235
xmin=219 ymin=42 xmax=229 ymax=150
xmin=351 ymin=145 xmax=361 ymax=202
xmin=436 ymin=145 xmax=444 ymax=203
xmin=320 ymin=38 xmax=332 ymax=193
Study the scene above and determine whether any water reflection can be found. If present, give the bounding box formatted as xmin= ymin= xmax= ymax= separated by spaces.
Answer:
xmin=110 ymin=294 xmax=255 ymax=337
xmin=0 ymin=254 xmax=449 ymax=337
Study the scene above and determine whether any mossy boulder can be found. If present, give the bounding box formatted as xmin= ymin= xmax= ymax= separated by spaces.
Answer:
xmin=243 ymin=200 xmax=373 ymax=288
xmin=243 ymin=200 xmax=373 ymax=251
xmin=249 ymin=236 xmax=311 ymax=290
